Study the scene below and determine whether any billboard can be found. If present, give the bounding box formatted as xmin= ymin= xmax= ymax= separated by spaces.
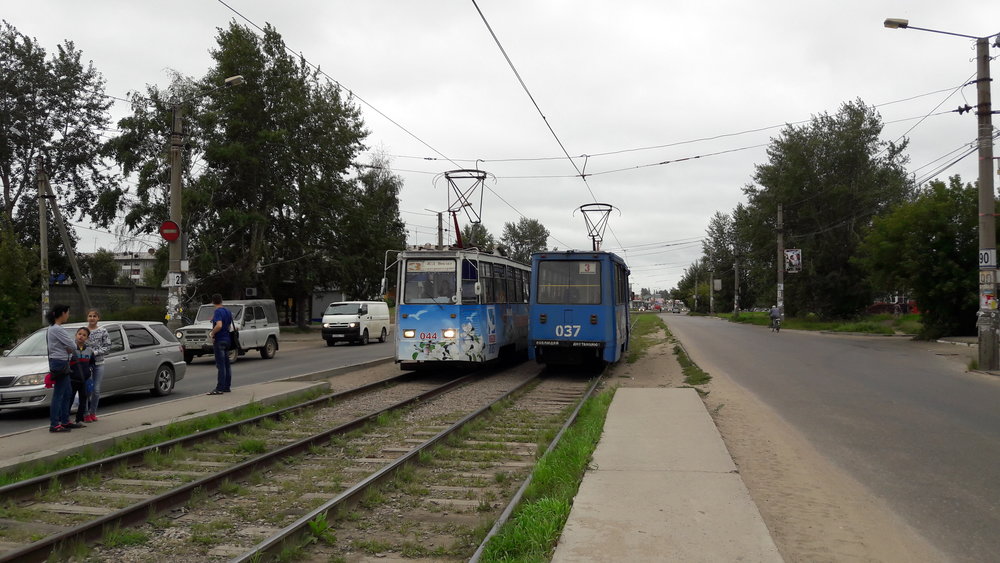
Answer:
xmin=784 ymin=249 xmax=802 ymax=273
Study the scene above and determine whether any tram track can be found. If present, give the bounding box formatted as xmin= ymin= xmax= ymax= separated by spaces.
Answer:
xmin=0 ymin=372 xmax=479 ymax=562
xmin=0 ymin=364 xmax=602 ymax=562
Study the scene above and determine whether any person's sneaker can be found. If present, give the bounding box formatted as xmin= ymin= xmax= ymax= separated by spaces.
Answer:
xmin=84 ymin=415 xmax=97 ymax=422
xmin=49 ymin=425 xmax=70 ymax=433
xmin=65 ymin=422 xmax=85 ymax=429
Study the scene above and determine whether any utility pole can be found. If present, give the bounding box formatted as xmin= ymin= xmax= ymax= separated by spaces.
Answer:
xmin=37 ymin=157 xmax=49 ymax=324
xmin=777 ymin=204 xmax=784 ymax=317
xmin=974 ymin=36 xmax=998 ymax=371
xmin=166 ymin=105 xmax=185 ymax=330
xmin=436 ymin=212 xmax=444 ymax=249
xmin=733 ymin=258 xmax=740 ymax=316
xmin=39 ymin=159 xmax=91 ymax=312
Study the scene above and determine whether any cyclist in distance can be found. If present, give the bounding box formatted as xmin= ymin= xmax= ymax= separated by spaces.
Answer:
xmin=769 ymin=305 xmax=782 ymax=332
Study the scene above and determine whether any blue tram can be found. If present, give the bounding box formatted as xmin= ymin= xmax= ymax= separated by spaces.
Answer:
xmin=395 ymin=248 xmax=531 ymax=369
xmin=528 ymin=250 xmax=631 ymax=365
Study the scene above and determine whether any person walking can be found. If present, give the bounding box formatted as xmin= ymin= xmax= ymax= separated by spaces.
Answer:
xmin=208 ymin=294 xmax=233 ymax=395
xmin=70 ymin=327 xmax=95 ymax=426
xmin=84 ymin=308 xmax=111 ymax=422
xmin=46 ymin=304 xmax=77 ymax=432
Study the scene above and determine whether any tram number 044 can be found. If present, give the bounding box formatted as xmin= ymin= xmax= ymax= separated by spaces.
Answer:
xmin=555 ymin=324 xmax=581 ymax=337
xmin=419 ymin=332 xmax=438 ymax=340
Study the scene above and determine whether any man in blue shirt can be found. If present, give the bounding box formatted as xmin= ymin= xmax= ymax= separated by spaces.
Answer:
xmin=208 ymin=294 xmax=233 ymax=395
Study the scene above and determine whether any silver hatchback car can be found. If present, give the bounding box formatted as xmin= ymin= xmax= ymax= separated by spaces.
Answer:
xmin=0 ymin=321 xmax=187 ymax=411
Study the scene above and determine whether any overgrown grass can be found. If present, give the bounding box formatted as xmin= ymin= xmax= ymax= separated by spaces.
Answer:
xmin=479 ymin=389 xmax=615 ymax=562
xmin=674 ymin=345 xmax=711 ymax=386
xmin=719 ymin=311 xmax=923 ymax=335
xmin=0 ymin=387 xmax=328 ymax=487
xmin=626 ymin=313 xmax=667 ymax=363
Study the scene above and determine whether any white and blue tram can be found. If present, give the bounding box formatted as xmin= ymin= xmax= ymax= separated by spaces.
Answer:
xmin=395 ymin=248 xmax=531 ymax=369
xmin=528 ymin=250 xmax=631 ymax=365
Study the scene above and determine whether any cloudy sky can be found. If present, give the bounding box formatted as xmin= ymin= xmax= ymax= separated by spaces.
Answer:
xmin=7 ymin=1 xmax=999 ymax=294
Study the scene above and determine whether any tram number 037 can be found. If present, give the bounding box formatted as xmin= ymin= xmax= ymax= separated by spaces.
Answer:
xmin=555 ymin=324 xmax=581 ymax=337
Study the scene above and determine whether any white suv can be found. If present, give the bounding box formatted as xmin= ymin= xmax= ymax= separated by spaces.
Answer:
xmin=175 ymin=299 xmax=280 ymax=363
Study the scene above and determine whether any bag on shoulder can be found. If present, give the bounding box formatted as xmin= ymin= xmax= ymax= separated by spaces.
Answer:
xmin=230 ymin=328 xmax=240 ymax=350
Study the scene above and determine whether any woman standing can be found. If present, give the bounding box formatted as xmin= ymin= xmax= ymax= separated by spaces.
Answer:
xmin=84 ymin=308 xmax=111 ymax=422
xmin=46 ymin=304 xmax=77 ymax=432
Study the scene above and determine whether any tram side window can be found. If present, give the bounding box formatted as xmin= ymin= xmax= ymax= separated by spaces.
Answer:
xmin=481 ymin=263 xmax=494 ymax=303
xmin=506 ymin=267 xmax=517 ymax=304
xmin=513 ymin=269 xmax=524 ymax=303
xmin=494 ymin=264 xmax=507 ymax=303
xmin=537 ymin=260 xmax=601 ymax=304
xmin=461 ymin=259 xmax=479 ymax=304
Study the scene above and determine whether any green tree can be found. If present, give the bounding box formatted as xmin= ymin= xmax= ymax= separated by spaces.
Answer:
xmin=741 ymin=99 xmax=912 ymax=318
xmin=855 ymin=175 xmax=980 ymax=338
xmin=461 ymin=223 xmax=495 ymax=251
xmin=0 ymin=218 xmax=37 ymax=346
xmin=500 ymin=217 xmax=549 ymax=263
xmin=141 ymin=245 xmax=169 ymax=288
xmin=0 ymin=21 xmax=120 ymax=230
xmin=332 ymin=152 xmax=407 ymax=304
xmin=83 ymin=248 xmax=119 ymax=285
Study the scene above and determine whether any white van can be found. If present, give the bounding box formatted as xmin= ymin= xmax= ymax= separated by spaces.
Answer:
xmin=322 ymin=301 xmax=390 ymax=346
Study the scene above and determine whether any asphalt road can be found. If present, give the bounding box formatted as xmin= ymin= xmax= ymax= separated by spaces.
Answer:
xmin=663 ymin=313 xmax=1000 ymax=563
xmin=0 ymin=332 xmax=395 ymax=435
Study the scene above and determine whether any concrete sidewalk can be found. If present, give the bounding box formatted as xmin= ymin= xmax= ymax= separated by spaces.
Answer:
xmin=552 ymin=388 xmax=782 ymax=562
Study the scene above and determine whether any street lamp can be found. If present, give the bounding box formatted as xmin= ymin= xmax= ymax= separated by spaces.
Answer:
xmin=884 ymin=19 xmax=999 ymax=369
xmin=165 ymin=74 xmax=245 ymax=330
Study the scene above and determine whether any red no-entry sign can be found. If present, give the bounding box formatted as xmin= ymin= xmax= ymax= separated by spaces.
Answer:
xmin=159 ymin=220 xmax=180 ymax=241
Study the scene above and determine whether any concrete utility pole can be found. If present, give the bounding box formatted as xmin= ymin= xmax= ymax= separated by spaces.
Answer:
xmin=884 ymin=19 xmax=998 ymax=370
xmin=37 ymin=157 xmax=49 ymax=324
xmin=973 ymin=36 xmax=998 ymax=370
xmin=733 ymin=259 xmax=740 ymax=315
xmin=777 ymin=203 xmax=784 ymax=316
xmin=39 ymin=159 xmax=91 ymax=312
xmin=166 ymin=104 xmax=185 ymax=330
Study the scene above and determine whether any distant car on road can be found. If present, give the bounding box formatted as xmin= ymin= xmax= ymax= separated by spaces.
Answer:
xmin=0 ymin=321 xmax=187 ymax=411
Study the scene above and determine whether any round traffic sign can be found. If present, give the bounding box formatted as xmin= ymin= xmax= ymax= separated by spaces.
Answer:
xmin=159 ymin=220 xmax=180 ymax=241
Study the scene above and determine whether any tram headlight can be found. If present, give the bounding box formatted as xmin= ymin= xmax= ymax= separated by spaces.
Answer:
xmin=403 ymin=329 xmax=416 ymax=338
xmin=442 ymin=328 xmax=457 ymax=339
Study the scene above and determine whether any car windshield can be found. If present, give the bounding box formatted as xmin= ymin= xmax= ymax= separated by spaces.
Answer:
xmin=325 ymin=303 xmax=362 ymax=315
xmin=195 ymin=304 xmax=244 ymax=322
xmin=5 ymin=329 xmax=49 ymax=357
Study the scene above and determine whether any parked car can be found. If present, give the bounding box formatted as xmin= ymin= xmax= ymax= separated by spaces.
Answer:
xmin=0 ymin=321 xmax=187 ymax=411
xmin=174 ymin=299 xmax=280 ymax=363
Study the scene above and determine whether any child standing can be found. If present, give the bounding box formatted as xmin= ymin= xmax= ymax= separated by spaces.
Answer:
xmin=70 ymin=327 xmax=95 ymax=426
xmin=84 ymin=309 xmax=111 ymax=422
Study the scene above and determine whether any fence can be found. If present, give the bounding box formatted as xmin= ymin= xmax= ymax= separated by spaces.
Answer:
xmin=49 ymin=284 xmax=166 ymax=315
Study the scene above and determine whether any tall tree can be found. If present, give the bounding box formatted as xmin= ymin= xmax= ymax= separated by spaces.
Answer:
xmin=0 ymin=21 xmax=120 ymax=229
xmin=855 ymin=175 xmax=980 ymax=338
xmin=741 ymin=99 xmax=912 ymax=318
xmin=82 ymin=248 xmax=119 ymax=285
xmin=500 ymin=217 xmax=549 ymax=263
xmin=461 ymin=223 xmax=495 ymax=251
xmin=0 ymin=217 xmax=36 ymax=346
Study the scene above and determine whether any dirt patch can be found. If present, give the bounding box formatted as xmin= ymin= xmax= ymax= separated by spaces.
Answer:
xmin=608 ymin=326 xmax=948 ymax=563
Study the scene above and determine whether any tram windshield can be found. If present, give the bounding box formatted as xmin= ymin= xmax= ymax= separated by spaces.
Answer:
xmin=403 ymin=259 xmax=458 ymax=304
xmin=536 ymin=260 xmax=601 ymax=304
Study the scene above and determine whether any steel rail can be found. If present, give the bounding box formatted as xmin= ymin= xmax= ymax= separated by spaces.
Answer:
xmin=469 ymin=372 xmax=604 ymax=562
xmin=230 ymin=372 xmax=542 ymax=562
xmin=0 ymin=373 xmax=412 ymax=502
xmin=0 ymin=373 xmax=476 ymax=563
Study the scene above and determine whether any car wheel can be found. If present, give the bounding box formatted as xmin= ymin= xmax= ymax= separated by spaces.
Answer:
xmin=260 ymin=336 xmax=277 ymax=359
xmin=150 ymin=365 xmax=175 ymax=397
xmin=379 ymin=327 xmax=387 ymax=343
xmin=360 ymin=329 xmax=369 ymax=345
xmin=184 ymin=350 xmax=195 ymax=364
xmin=227 ymin=346 xmax=238 ymax=364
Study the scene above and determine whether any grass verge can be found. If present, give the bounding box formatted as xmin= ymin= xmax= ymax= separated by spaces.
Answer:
xmin=626 ymin=313 xmax=668 ymax=363
xmin=478 ymin=389 xmax=615 ymax=562
xmin=719 ymin=311 xmax=922 ymax=335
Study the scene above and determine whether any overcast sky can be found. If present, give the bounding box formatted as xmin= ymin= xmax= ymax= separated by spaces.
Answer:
xmin=7 ymin=1 xmax=999 ymax=294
